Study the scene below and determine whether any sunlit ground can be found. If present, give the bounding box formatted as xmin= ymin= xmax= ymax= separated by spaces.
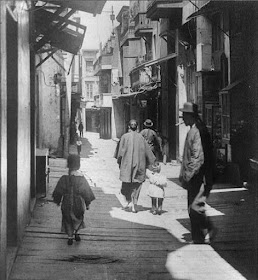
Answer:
xmin=108 ymin=187 xmax=248 ymax=280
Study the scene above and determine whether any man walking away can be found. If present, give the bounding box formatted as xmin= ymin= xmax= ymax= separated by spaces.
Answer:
xmin=140 ymin=119 xmax=162 ymax=159
xmin=78 ymin=122 xmax=84 ymax=138
xmin=179 ymin=102 xmax=216 ymax=244
xmin=117 ymin=119 xmax=156 ymax=213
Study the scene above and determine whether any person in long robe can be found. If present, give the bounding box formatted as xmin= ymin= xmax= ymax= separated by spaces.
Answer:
xmin=179 ymin=102 xmax=216 ymax=244
xmin=117 ymin=119 xmax=156 ymax=213
xmin=52 ymin=154 xmax=95 ymax=245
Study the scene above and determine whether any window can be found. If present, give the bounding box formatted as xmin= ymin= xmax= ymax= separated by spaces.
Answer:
xmin=86 ymin=60 xmax=93 ymax=72
xmin=85 ymin=82 xmax=94 ymax=100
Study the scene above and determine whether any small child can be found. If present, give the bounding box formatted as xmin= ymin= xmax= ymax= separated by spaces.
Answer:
xmin=52 ymin=154 xmax=95 ymax=245
xmin=146 ymin=162 xmax=167 ymax=215
xmin=76 ymin=135 xmax=82 ymax=156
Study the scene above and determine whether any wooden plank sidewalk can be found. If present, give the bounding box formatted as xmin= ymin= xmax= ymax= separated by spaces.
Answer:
xmin=9 ymin=187 xmax=178 ymax=280
xmin=9 ymin=133 xmax=258 ymax=280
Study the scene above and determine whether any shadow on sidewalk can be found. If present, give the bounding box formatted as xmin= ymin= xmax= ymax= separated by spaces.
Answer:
xmin=9 ymin=186 xmax=188 ymax=280
xmin=177 ymin=187 xmax=257 ymax=280
xmin=69 ymin=137 xmax=96 ymax=158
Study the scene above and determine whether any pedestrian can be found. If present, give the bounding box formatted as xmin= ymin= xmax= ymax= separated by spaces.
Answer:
xmin=116 ymin=119 xmax=156 ymax=213
xmin=78 ymin=121 xmax=84 ymax=138
xmin=76 ymin=134 xmax=82 ymax=156
xmin=52 ymin=154 xmax=95 ymax=245
xmin=146 ymin=162 xmax=167 ymax=215
xmin=179 ymin=102 xmax=215 ymax=244
xmin=140 ymin=119 xmax=162 ymax=159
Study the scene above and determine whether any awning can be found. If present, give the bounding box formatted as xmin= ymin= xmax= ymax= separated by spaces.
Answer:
xmin=113 ymin=82 xmax=161 ymax=100
xmin=130 ymin=53 xmax=177 ymax=74
xmin=113 ymin=92 xmax=138 ymax=100
xmin=145 ymin=53 xmax=177 ymax=67
xmin=219 ymin=80 xmax=245 ymax=93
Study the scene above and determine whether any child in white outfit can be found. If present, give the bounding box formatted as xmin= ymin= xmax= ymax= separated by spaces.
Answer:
xmin=146 ymin=163 xmax=167 ymax=215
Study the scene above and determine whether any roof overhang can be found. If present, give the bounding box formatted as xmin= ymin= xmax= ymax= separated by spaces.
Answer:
xmin=146 ymin=0 xmax=183 ymax=21
xmin=45 ymin=0 xmax=106 ymax=15
xmin=187 ymin=0 xmax=250 ymax=21
xmin=34 ymin=1 xmax=106 ymax=68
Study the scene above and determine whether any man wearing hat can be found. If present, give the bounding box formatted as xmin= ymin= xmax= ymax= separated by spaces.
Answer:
xmin=179 ymin=102 xmax=215 ymax=244
xmin=140 ymin=119 xmax=162 ymax=158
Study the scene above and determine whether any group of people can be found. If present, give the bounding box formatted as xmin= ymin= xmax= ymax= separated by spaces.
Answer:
xmin=116 ymin=103 xmax=216 ymax=244
xmin=53 ymin=102 xmax=216 ymax=246
xmin=115 ymin=119 xmax=167 ymax=214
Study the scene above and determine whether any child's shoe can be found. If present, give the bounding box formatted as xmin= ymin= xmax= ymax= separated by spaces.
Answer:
xmin=67 ymin=238 xmax=73 ymax=245
xmin=157 ymin=207 xmax=162 ymax=215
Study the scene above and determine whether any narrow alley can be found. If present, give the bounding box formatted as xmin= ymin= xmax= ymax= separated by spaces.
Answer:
xmin=9 ymin=133 xmax=257 ymax=280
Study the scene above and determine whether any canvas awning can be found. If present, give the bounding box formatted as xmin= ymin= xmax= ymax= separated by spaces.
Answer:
xmin=113 ymin=82 xmax=161 ymax=100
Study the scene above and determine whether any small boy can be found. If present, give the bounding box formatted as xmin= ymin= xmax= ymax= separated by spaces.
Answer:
xmin=146 ymin=162 xmax=167 ymax=215
xmin=52 ymin=154 xmax=95 ymax=245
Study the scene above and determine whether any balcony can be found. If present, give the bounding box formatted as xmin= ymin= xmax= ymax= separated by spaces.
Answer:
xmin=146 ymin=0 xmax=183 ymax=21
xmin=120 ymin=21 xmax=139 ymax=47
xmin=94 ymin=55 xmax=112 ymax=76
xmin=134 ymin=13 xmax=153 ymax=37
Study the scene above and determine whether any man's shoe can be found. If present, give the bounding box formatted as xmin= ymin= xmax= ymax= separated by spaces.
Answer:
xmin=75 ymin=234 xmax=81 ymax=242
xmin=67 ymin=238 xmax=73 ymax=245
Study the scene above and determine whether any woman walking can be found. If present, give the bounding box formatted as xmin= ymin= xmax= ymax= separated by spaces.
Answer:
xmin=52 ymin=154 xmax=95 ymax=245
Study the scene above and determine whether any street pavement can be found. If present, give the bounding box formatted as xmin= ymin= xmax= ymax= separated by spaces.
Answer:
xmin=9 ymin=132 xmax=258 ymax=280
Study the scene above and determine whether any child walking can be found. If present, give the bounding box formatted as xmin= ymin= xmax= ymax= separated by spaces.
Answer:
xmin=52 ymin=154 xmax=95 ymax=245
xmin=146 ymin=162 xmax=167 ymax=215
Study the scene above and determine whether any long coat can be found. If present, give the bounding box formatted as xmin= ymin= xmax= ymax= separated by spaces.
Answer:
xmin=117 ymin=131 xmax=155 ymax=183
xmin=52 ymin=171 xmax=95 ymax=234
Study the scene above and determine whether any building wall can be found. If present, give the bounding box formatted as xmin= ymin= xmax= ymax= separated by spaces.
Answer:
xmin=253 ymin=6 xmax=258 ymax=158
xmin=16 ymin=2 xmax=31 ymax=244
xmin=37 ymin=52 xmax=63 ymax=151
xmin=122 ymin=43 xmax=139 ymax=91
xmin=0 ymin=4 xmax=7 ymax=280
